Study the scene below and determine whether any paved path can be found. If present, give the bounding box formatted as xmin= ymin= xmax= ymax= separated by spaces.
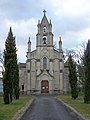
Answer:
xmin=20 ymin=94 xmax=84 ymax=120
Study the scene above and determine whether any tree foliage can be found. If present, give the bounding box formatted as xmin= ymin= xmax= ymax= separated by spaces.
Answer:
xmin=68 ymin=54 xmax=78 ymax=99
xmin=13 ymin=64 xmax=19 ymax=99
xmin=64 ymin=45 xmax=86 ymax=90
xmin=0 ymin=51 xmax=3 ymax=64
xmin=3 ymin=27 xmax=19 ymax=104
xmin=84 ymin=39 xmax=90 ymax=104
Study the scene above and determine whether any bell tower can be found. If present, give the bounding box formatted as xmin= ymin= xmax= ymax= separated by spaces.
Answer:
xmin=36 ymin=10 xmax=53 ymax=48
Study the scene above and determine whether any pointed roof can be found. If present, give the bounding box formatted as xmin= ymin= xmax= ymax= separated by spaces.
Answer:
xmin=41 ymin=10 xmax=49 ymax=24
xmin=59 ymin=36 xmax=62 ymax=44
xmin=28 ymin=37 xmax=31 ymax=44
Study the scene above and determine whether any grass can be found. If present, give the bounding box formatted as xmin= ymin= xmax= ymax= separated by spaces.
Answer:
xmin=58 ymin=92 xmax=90 ymax=120
xmin=0 ymin=94 xmax=32 ymax=120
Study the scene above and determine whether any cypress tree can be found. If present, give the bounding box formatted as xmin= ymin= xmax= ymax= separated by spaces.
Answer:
xmin=3 ymin=27 xmax=19 ymax=104
xmin=68 ymin=54 xmax=78 ymax=99
xmin=3 ymin=70 xmax=9 ymax=104
xmin=13 ymin=64 xmax=19 ymax=99
xmin=84 ymin=39 xmax=90 ymax=103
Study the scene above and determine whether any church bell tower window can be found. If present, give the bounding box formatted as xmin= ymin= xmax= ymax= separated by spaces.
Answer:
xmin=43 ymin=36 xmax=47 ymax=44
xmin=43 ymin=26 xmax=46 ymax=33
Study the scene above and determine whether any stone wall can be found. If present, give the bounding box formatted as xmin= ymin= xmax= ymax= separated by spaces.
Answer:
xmin=19 ymin=63 xmax=26 ymax=92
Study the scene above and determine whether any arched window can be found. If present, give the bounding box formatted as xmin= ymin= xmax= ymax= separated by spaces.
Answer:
xmin=43 ymin=36 xmax=47 ymax=44
xmin=43 ymin=26 xmax=46 ymax=33
xmin=43 ymin=57 xmax=47 ymax=69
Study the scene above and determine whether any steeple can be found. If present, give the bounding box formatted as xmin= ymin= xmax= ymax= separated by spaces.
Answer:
xmin=41 ymin=10 xmax=49 ymax=24
xmin=28 ymin=37 xmax=31 ymax=52
xmin=36 ymin=10 xmax=53 ymax=47
xmin=59 ymin=36 xmax=62 ymax=51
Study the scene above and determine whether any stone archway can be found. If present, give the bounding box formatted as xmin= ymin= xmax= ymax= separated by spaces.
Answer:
xmin=41 ymin=80 xmax=49 ymax=93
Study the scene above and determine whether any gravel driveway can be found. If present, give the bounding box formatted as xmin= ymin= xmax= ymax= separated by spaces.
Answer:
xmin=20 ymin=94 xmax=84 ymax=120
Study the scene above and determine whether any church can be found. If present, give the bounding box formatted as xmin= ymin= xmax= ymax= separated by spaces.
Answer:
xmin=19 ymin=10 xmax=69 ymax=94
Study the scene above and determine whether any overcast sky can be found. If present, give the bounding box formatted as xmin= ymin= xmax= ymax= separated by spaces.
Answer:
xmin=0 ymin=0 xmax=90 ymax=63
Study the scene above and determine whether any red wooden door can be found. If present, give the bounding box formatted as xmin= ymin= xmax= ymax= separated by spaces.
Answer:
xmin=41 ymin=80 xmax=49 ymax=93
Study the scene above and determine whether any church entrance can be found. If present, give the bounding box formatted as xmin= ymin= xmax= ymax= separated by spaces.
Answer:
xmin=41 ymin=80 xmax=49 ymax=93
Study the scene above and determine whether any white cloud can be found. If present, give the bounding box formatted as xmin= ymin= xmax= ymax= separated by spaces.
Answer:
xmin=17 ymin=44 xmax=27 ymax=62
xmin=6 ymin=18 xmax=37 ymax=41
xmin=0 ymin=18 xmax=37 ymax=62
xmin=49 ymin=0 xmax=90 ymax=18
xmin=62 ymin=27 xmax=90 ymax=49
xmin=62 ymin=0 xmax=90 ymax=17
xmin=0 ymin=0 xmax=90 ymax=63
xmin=77 ymin=28 xmax=90 ymax=42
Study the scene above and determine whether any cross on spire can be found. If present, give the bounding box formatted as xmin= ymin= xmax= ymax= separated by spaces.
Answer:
xmin=43 ymin=9 xmax=46 ymax=15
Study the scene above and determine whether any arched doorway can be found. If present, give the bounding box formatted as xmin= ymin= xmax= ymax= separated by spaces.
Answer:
xmin=41 ymin=80 xmax=49 ymax=93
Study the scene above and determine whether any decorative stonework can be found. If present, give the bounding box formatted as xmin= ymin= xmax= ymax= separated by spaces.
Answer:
xmin=19 ymin=11 xmax=69 ymax=94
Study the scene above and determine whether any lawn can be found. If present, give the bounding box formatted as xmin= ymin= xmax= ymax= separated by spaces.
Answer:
xmin=0 ymin=94 xmax=32 ymax=120
xmin=58 ymin=92 xmax=90 ymax=120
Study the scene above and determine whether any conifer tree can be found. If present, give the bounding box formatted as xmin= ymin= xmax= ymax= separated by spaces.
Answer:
xmin=68 ymin=54 xmax=78 ymax=99
xmin=84 ymin=39 xmax=90 ymax=103
xmin=13 ymin=64 xmax=19 ymax=99
xmin=3 ymin=27 xmax=19 ymax=104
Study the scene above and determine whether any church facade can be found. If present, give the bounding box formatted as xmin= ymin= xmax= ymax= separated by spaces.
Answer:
xmin=19 ymin=11 xmax=69 ymax=94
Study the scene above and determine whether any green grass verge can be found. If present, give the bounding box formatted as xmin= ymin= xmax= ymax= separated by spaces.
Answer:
xmin=0 ymin=94 xmax=32 ymax=120
xmin=58 ymin=92 xmax=90 ymax=120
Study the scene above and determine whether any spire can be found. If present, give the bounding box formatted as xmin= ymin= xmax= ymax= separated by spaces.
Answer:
xmin=28 ymin=37 xmax=31 ymax=52
xmin=59 ymin=36 xmax=62 ymax=51
xmin=28 ymin=37 xmax=31 ymax=44
xmin=41 ymin=10 xmax=49 ymax=24
xmin=59 ymin=36 xmax=62 ymax=45
xmin=50 ymin=19 xmax=51 ymax=24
